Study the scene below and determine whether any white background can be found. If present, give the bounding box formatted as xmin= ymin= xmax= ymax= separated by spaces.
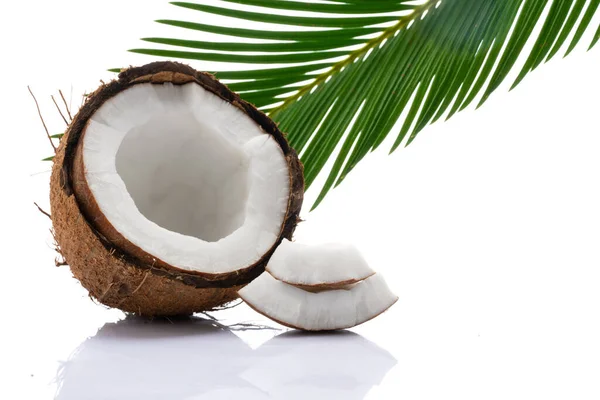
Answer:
xmin=1 ymin=1 xmax=600 ymax=399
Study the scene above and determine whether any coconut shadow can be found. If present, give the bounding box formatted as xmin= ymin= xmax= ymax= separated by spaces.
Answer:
xmin=54 ymin=316 xmax=397 ymax=399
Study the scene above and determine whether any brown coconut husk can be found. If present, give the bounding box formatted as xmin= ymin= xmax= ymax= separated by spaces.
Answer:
xmin=267 ymin=270 xmax=376 ymax=291
xmin=50 ymin=61 xmax=304 ymax=316
xmin=289 ymin=277 xmax=373 ymax=292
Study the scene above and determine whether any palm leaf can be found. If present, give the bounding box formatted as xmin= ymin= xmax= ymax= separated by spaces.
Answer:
xmin=132 ymin=0 xmax=600 ymax=209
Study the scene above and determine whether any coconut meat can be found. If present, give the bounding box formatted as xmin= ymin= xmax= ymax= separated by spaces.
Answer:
xmin=239 ymin=273 xmax=398 ymax=330
xmin=82 ymin=83 xmax=290 ymax=274
xmin=266 ymin=239 xmax=375 ymax=287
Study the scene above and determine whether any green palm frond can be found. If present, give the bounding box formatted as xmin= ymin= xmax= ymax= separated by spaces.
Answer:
xmin=133 ymin=0 xmax=600 ymax=209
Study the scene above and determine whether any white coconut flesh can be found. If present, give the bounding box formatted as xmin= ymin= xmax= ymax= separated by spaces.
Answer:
xmin=266 ymin=239 xmax=375 ymax=287
xmin=238 ymin=273 xmax=398 ymax=330
xmin=81 ymin=82 xmax=290 ymax=274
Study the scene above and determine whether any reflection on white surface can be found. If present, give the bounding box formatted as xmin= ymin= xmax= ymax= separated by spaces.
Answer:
xmin=54 ymin=317 xmax=396 ymax=400
xmin=241 ymin=331 xmax=397 ymax=399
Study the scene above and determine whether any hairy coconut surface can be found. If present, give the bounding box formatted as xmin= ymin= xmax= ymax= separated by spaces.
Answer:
xmin=50 ymin=62 xmax=303 ymax=315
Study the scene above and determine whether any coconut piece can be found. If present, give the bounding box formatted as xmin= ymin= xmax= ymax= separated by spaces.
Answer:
xmin=238 ymin=272 xmax=397 ymax=331
xmin=266 ymin=239 xmax=375 ymax=289
xmin=50 ymin=62 xmax=304 ymax=316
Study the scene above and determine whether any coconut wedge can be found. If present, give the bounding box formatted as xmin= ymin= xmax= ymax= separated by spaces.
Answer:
xmin=238 ymin=272 xmax=397 ymax=331
xmin=266 ymin=239 xmax=375 ymax=289
xmin=50 ymin=62 xmax=303 ymax=316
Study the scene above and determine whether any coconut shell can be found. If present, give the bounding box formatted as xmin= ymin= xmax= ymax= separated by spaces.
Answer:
xmin=267 ymin=267 xmax=375 ymax=291
xmin=50 ymin=61 xmax=304 ymax=316
xmin=290 ymin=278 xmax=370 ymax=292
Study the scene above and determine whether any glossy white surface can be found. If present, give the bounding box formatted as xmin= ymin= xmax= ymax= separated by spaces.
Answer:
xmin=53 ymin=317 xmax=396 ymax=400
xmin=2 ymin=1 xmax=600 ymax=399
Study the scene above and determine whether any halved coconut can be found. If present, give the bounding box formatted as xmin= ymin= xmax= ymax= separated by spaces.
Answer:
xmin=238 ymin=272 xmax=397 ymax=331
xmin=266 ymin=239 xmax=375 ymax=289
xmin=50 ymin=62 xmax=303 ymax=316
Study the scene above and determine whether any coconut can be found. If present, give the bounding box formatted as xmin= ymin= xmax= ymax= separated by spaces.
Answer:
xmin=238 ymin=272 xmax=398 ymax=331
xmin=266 ymin=239 xmax=375 ymax=289
xmin=50 ymin=62 xmax=304 ymax=316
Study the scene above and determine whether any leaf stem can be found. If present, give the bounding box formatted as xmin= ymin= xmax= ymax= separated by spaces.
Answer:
xmin=269 ymin=0 xmax=439 ymax=117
